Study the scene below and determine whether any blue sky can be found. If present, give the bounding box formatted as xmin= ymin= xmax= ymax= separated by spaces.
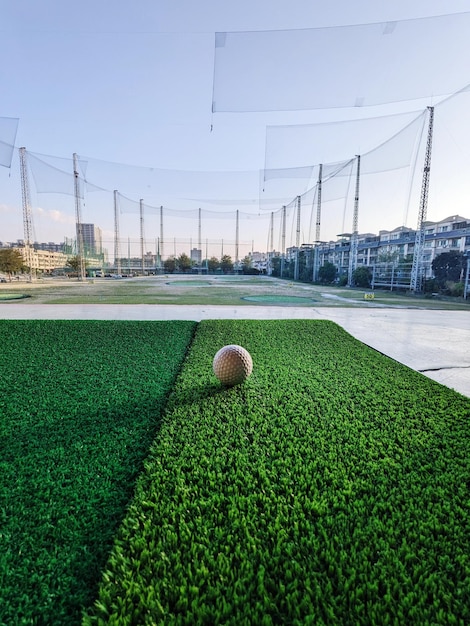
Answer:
xmin=1 ymin=0 xmax=470 ymax=258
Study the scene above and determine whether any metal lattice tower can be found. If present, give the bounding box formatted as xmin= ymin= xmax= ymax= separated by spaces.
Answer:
xmin=281 ymin=205 xmax=286 ymax=278
xmin=235 ymin=209 xmax=239 ymax=267
xmin=295 ymin=195 xmax=301 ymax=248
xmin=160 ymin=206 xmax=164 ymax=262
xmin=269 ymin=211 xmax=274 ymax=252
xmin=113 ymin=190 xmax=121 ymax=274
xmin=315 ymin=163 xmax=323 ymax=244
xmin=281 ymin=205 xmax=286 ymax=255
xmin=140 ymin=199 xmax=145 ymax=274
xmin=73 ymin=153 xmax=86 ymax=281
xmin=294 ymin=196 xmax=301 ymax=280
xmin=410 ymin=106 xmax=434 ymax=292
xmin=348 ymin=155 xmax=361 ymax=287
xmin=198 ymin=208 xmax=202 ymax=256
xmin=19 ymin=147 xmax=34 ymax=281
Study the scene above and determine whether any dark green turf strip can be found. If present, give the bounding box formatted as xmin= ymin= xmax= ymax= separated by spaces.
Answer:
xmin=0 ymin=320 xmax=196 ymax=626
xmin=85 ymin=319 xmax=470 ymax=626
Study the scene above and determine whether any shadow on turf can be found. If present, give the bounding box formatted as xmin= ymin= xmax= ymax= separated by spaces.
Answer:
xmin=1 ymin=396 xmax=170 ymax=625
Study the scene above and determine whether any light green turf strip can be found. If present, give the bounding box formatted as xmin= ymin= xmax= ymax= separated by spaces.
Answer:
xmin=84 ymin=319 xmax=470 ymax=626
xmin=0 ymin=320 xmax=197 ymax=626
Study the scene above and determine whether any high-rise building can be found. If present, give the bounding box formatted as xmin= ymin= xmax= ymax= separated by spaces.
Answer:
xmin=190 ymin=248 xmax=202 ymax=264
xmin=79 ymin=224 xmax=103 ymax=256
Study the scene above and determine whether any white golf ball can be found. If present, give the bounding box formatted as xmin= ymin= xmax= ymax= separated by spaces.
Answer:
xmin=213 ymin=344 xmax=253 ymax=386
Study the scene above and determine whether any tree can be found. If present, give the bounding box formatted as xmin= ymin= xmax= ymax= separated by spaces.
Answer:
xmin=0 ymin=248 xmax=25 ymax=280
xmin=163 ymin=257 xmax=176 ymax=273
xmin=241 ymin=255 xmax=252 ymax=273
xmin=318 ymin=261 xmax=337 ymax=284
xmin=220 ymin=254 xmax=233 ymax=274
xmin=177 ymin=253 xmax=192 ymax=273
xmin=270 ymin=255 xmax=282 ymax=277
xmin=298 ymin=250 xmax=313 ymax=283
xmin=352 ymin=266 xmax=372 ymax=288
xmin=66 ymin=255 xmax=88 ymax=273
xmin=431 ymin=250 xmax=465 ymax=288
xmin=241 ymin=255 xmax=259 ymax=275
xmin=207 ymin=257 xmax=219 ymax=273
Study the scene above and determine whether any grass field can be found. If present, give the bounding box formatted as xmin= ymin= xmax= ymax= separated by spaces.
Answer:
xmin=1 ymin=275 xmax=470 ymax=309
xmin=1 ymin=319 xmax=469 ymax=625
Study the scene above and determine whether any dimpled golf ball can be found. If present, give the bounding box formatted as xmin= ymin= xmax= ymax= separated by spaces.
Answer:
xmin=213 ymin=344 xmax=253 ymax=386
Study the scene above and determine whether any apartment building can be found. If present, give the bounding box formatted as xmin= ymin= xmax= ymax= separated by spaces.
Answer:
xmin=311 ymin=215 xmax=470 ymax=279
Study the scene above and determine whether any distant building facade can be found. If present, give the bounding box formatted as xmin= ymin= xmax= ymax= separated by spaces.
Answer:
xmin=284 ymin=214 xmax=470 ymax=283
xmin=304 ymin=215 xmax=470 ymax=278
xmin=79 ymin=223 xmax=103 ymax=256
xmin=190 ymin=248 xmax=202 ymax=265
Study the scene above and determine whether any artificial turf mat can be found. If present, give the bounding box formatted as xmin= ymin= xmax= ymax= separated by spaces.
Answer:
xmin=0 ymin=320 xmax=196 ymax=626
xmin=83 ymin=319 xmax=470 ymax=625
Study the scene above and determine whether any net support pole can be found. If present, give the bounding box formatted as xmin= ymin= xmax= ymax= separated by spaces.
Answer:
xmin=235 ymin=209 xmax=239 ymax=271
xmin=140 ymin=199 xmax=145 ymax=275
xmin=198 ymin=207 xmax=202 ymax=273
xmin=463 ymin=253 xmax=470 ymax=299
xmin=348 ymin=155 xmax=361 ymax=287
xmin=268 ymin=210 xmax=274 ymax=274
xmin=410 ymin=106 xmax=434 ymax=293
xmin=315 ymin=163 xmax=323 ymax=245
xmin=294 ymin=196 xmax=301 ymax=281
xmin=73 ymin=153 xmax=86 ymax=281
xmin=281 ymin=205 xmax=286 ymax=278
xmin=160 ymin=206 xmax=164 ymax=262
xmin=19 ymin=147 xmax=34 ymax=282
xmin=114 ymin=190 xmax=121 ymax=274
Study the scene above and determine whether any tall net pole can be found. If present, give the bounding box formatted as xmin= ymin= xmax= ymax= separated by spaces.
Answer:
xmin=140 ymin=199 xmax=145 ymax=275
xmin=19 ymin=147 xmax=34 ymax=282
xmin=464 ymin=254 xmax=470 ymax=299
xmin=281 ymin=205 xmax=286 ymax=278
xmin=295 ymin=195 xmax=301 ymax=248
xmin=73 ymin=153 xmax=86 ymax=281
xmin=271 ymin=211 xmax=274 ymax=252
xmin=113 ymin=190 xmax=121 ymax=274
xmin=235 ymin=209 xmax=239 ymax=269
xmin=198 ymin=207 xmax=202 ymax=272
xmin=294 ymin=196 xmax=301 ymax=280
xmin=410 ymin=106 xmax=434 ymax=293
xmin=348 ymin=155 xmax=361 ymax=287
xmin=267 ymin=211 xmax=274 ymax=274
xmin=315 ymin=163 xmax=323 ymax=245
xmin=281 ymin=205 xmax=286 ymax=255
xmin=160 ymin=206 xmax=164 ymax=262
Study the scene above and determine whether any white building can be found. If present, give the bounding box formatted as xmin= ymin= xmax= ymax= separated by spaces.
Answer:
xmin=18 ymin=246 xmax=68 ymax=273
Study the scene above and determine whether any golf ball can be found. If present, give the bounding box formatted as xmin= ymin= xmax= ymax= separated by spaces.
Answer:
xmin=213 ymin=344 xmax=253 ymax=386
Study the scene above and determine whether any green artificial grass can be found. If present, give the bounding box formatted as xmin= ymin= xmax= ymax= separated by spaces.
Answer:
xmin=0 ymin=320 xmax=196 ymax=626
xmin=83 ymin=319 xmax=470 ymax=625
xmin=0 ymin=292 xmax=31 ymax=300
